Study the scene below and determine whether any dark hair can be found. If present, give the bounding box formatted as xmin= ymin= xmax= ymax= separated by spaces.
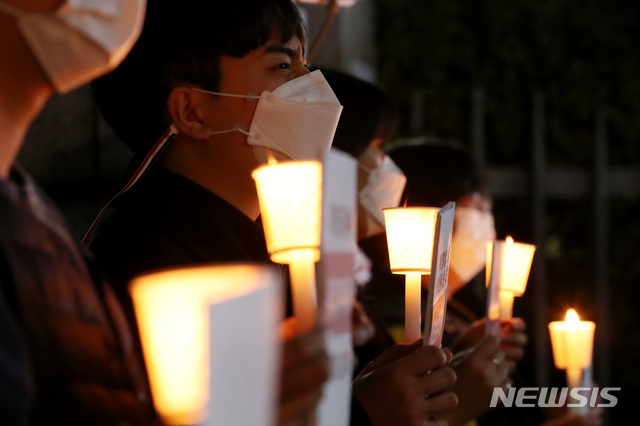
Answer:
xmin=320 ymin=69 xmax=397 ymax=158
xmin=388 ymin=142 xmax=484 ymax=208
xmin=92 ymin=0 xmax=306 ymax=154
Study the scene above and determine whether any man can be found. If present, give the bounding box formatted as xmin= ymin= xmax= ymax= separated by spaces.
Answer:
xmin=88 ymin=1 xmax=458 ymax=424
xmin=0 ymin=0 xmax=156 ymax=424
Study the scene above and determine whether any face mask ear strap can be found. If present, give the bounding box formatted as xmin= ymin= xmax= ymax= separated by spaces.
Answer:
xmin=191 ymin=87 xmax=263 ymax=100
xmin=81 ymin=125 xmax=179 ymax=246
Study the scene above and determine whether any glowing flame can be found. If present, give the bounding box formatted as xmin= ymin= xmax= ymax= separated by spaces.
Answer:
xmin=566 ymin=308 xmax=580 ymax=324
xmin=506 ymin=236 xmax=514 ymax=245
xmin=266 ymin=149 xmax=277 ymax=166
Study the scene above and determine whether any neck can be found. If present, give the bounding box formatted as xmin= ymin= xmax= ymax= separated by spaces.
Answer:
xmin=0 ymin=15 xmax=53 ymax=179
xmin=159 ymin=132 xmax=262 ymax=220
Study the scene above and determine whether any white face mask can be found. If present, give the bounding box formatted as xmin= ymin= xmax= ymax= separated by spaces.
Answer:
xmin=0 ymin=0 xmax=146 ymax=94
xmin=358 ymin=155 xmax=407 ymax=226
xmin=194 ymin=70 xmax=343 ymax=165
xmin=449 ymin=206 xmax=496 ymax=284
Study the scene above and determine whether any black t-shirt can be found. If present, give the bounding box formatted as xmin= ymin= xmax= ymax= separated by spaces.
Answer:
xmin=90 ymin=167 xmax=282 ymax=328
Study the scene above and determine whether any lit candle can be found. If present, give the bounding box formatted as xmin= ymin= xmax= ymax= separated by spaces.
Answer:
xmin=486 ymin=236 xmax=536 ymax=318
xmin=129 ymin=264 xmax=282 ymax=425
xmin=253 ymin=160 xmax=323 ymax=335
xmin=548 ymin=308 xmax=595 ymax=414
xmin=383 ymin=207 xmax=439 ymax=343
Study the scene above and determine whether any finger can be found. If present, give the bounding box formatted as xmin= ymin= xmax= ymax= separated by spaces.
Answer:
xmin=500 ymin=330 xmax=528 ymax=347
xmin=467 ymin=335 xmax=500 ymax=362
xmin=424 ymin=389 xmax=459 ymax=418
xmin=421 ymin=366 xmax=457 ymax=398
xmin=363 ymin=341 xmax=423 ymax=371
xmin=277 ymin=388 xmax=323 ymax=425
xmin=279 ymin=350 xmax=330 ymax=397
xmin=281 ymin=327 xmax=326 ymax=369
xmin=401 ymin=345 xmax=449 ymax=376
xmin=502 ymin=345 xmax=525 ymax=363
xmin=500 ymin=317 xmax=526 ymax=332
xmin=490 ymin=349 xmax=507 ymax=365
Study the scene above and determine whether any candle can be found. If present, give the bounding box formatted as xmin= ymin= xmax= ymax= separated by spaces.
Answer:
xmin=383 ymin=207 xmax=439 ymax=343
xmin=252 ymin=160 xmax=323 ymax=335
xmin=548 ymin=308 xmax=595 ymax=414
xmin=129 ymin=264 xmax=282 ymax=425
xmin=486 ymin=236 xmax=536 ymax=318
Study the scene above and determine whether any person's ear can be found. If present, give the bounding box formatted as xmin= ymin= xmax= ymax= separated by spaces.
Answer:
xmin=166 ymin=87 xmax=211 ymax=140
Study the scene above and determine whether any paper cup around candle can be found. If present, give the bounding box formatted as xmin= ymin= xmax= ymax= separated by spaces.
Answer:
xmin=486 ymin=237 xmax=536 ymax=296
xmin=383 ymin=207 xmax=439 ymax=274
xmin=383 ymin=207 xmax=439 ymax=343
xmin=252 ymin=160 xmax=323 ymax=264
xmin=130 ymin=264 xmax=283 ymax=426
xmin=548 ymin=309 xmax=595 ymax=371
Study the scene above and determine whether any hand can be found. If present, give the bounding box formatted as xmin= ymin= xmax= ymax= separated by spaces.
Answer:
xmin=450 ymin=318 xmax=486 ymax=352
xmin=449 ymin=317 xmax=528 ymax=374
xmin=498 ymin=318 xmax=528 ymax=373
xmin=437 ymin=335 xmax=511 ymax=425
xmin=278 ymin=326 xmax=330 ymax=426
xmin=352 ymin=342 xmax=458 ymax=426
xmin=352 ymin=299 xmax=375 ymax=347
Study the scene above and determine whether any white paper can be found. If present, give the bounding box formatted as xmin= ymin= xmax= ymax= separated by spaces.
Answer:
xmin=205 ymin=280 xmax=282 ymax=426
xmin=315 ymin=149 xmax=358 ymax=426
xmin=423 ymin=202 xmax=455 ymax=347
xmin=485 ymin=241 xmax=503 ymax=336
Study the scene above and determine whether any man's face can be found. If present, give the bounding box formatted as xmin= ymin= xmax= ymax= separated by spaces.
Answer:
xmin=206 ymin=34 xmax=308 ymax=134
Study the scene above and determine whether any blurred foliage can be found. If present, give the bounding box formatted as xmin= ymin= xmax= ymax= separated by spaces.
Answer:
xmin=374 ymin=0 xmax=640 ymax=166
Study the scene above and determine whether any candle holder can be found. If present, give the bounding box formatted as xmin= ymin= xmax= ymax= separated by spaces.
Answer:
xmin=549 ymin=308 xmax=595 ymax=414
xmin=383 ymin=207 xmax=439 ymax=343
xmin=486 ymin=236 xmax=536 ymax=318
xmin=129 ymin=264 xmax=282 ymax=426
xmin=253 ymin=160 xmax=323 ymax=335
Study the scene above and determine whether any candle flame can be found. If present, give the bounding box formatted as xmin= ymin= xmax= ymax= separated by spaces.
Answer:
xmin=506 ymin=236 xmax=514 ymax=245
xmin=266 ymin=149 xmax=277 ymax=166
xmin=566 ymin=308 xmax=580 ymax=324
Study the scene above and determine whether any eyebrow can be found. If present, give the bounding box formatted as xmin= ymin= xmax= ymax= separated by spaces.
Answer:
xmin=265 ymin=44 xmax=299 ymax=59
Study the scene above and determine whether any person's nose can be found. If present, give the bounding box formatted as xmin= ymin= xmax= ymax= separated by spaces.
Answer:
xmin=292 ymin=63 xmax=310 ymax=79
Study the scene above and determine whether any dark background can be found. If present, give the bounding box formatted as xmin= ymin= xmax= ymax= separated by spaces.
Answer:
xmin=372 ymin=0 xmax=640 ymax=423
xmin=17 ymin=0 xmax=638 ymax=424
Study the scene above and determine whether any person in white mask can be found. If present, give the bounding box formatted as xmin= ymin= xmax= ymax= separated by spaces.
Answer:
xmin=87 ymin=5 xmax=458 ymax=423
xmin=388 ymin=142 xmax=599 ymax=426
xmin=86 ymin=2 xmax=337 ymax=425
xmin=321 ymin=70 xmax=460 ymax=426
xmin=0 ymin=0 xmax=157 ymax=425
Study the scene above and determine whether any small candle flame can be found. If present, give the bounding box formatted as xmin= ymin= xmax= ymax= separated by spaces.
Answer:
xmin=566 ymin=308 xmax=580 ymax=324
xmin=266 ymin=149 xmax=277 ymax=166
xmin=506 ymin=236 xmax=514 ymax=245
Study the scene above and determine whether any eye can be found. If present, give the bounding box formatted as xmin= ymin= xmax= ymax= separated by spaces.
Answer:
xmin=273 ymin=63 xmax=291 ymax=70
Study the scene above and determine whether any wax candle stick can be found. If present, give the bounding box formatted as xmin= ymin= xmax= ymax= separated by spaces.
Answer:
xmin=383 ymin=207 xmax=439 ymax=343
xmin=549 ymin=308 xmax=595 ymax=415
xmin=487 ymin=236 xmax=536 ymax=319
xmin=405 ymin=272 xmax=422 ymax=343
xmin=253 ymin=160 xmax=323 ymax=335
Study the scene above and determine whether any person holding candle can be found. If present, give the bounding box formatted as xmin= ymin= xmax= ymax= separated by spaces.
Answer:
xmin=85 ymin=1 xmax=336 ymax=425
xmin=0 ymin=0 xmax=159 ymax=424
xmin=388 ymin=141 xmax=602 ymax=426
xmin=322 ymin=70 xmax=513 ymax=425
